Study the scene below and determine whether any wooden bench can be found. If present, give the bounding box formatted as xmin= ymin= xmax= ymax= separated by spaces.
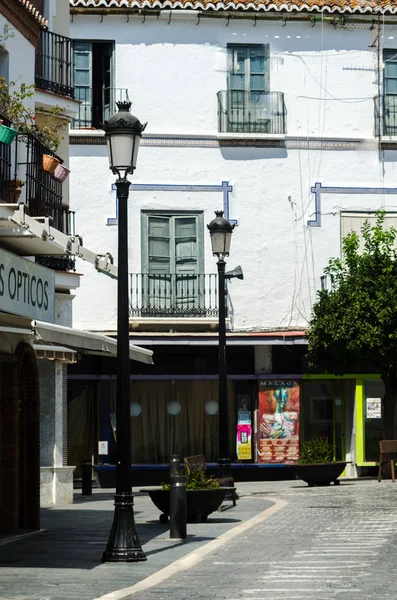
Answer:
xmin=183 ymin=454 xmax=237 ymax=507
xmin=378 ymin=440 xmax=397 ymax=482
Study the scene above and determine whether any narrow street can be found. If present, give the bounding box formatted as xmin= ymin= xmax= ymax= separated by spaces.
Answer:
xmin=123 ymin=480 xmax=397 ymax=600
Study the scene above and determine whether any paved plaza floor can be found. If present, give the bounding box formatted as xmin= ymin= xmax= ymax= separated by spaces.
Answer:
xmin=0 ymin=479 xmax=396 ymax=600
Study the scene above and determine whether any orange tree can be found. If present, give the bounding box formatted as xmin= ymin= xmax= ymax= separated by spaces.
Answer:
xmin=307 ymin=211 xmax=397 ymax=439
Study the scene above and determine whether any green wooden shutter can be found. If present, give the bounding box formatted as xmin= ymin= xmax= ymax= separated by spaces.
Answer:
xmin=147 ymin=216 xmax=171 ymax=311
xmin=73 ymin=42 xmax=92 ymax=127
xmin=383 ymin=50 xmax=397 ymax=135
xmin=175 ymin=217 xmax=199 ymax=312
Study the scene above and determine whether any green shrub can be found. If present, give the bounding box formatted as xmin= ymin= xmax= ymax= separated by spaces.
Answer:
xmin=298 ymin=436 xmax=334 ymax=464
xmin=162 ymin=467 xmax=220 ymax=491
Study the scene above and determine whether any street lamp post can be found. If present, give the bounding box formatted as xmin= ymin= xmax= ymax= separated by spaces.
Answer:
xmin=207 ymin=211 xmax=235 ymax=482
xmin=101 ymin=101 xmax=147 ymax=563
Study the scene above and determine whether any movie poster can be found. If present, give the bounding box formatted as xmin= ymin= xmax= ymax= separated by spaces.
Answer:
xmin=257 ymin=381 xmax=300 ymax=463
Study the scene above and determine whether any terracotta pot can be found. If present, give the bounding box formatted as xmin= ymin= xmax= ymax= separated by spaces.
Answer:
xmin=42 ymin=154 xmax=60 ymax=174
xmin=2 ymin=180 xmax=23 ymax=203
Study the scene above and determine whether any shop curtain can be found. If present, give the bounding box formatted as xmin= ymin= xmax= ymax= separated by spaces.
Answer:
xmin=67 ymin=385 xmax=93 ymax=471
xmin=109 ymin=380 xmax=235 ymax=463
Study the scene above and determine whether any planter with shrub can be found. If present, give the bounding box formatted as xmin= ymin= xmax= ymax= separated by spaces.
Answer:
xmin=293 ymin=436 xmax=346 ymax=487
xmin=144 ymin=468 xmax=229 ymax=523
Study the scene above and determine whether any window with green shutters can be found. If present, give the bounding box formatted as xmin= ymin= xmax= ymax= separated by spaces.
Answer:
xmin=227 ymin=44 xmax=271 ymax=133
xmin=383 ymin=49 xmax=397 ymax=135
xmin=141 ymin=212 xmax=205 ymax=314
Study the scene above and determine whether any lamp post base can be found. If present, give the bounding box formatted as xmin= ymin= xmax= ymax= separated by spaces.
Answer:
xmin=102 ymin=493 xmax=147 ymax=562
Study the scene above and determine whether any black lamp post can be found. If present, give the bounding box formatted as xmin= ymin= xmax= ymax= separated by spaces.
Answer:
xmin=207 ymin=211 xmax=235 ymax=481
xmin=101 ymin=101 xmax=147 ymax=563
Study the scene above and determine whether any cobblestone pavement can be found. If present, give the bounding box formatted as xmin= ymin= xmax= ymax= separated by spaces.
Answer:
xmin=0 ymin=487 xmax=272 ymax=600
xmin=1 ymin=480 xmax=397 ymax=600
xmin=125 ymin=479 xmax=397 ymax=600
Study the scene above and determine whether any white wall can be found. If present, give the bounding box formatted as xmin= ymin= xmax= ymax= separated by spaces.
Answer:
xmin=0 ymin=15 xmax=35 ymax=107
xmin=70 ymin=13 xmax=378 ymax=138
xmin=69 ymin=13 xmax=397 ymax=332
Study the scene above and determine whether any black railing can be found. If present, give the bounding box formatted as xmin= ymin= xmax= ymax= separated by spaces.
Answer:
xmin=129 ymin=273 xmax=221 ymax=318
xmin=72 ymin=87 xmax=129 ymax=129
xmin=217 ymin=90 xmax=286 ymax=134
xmin=35 ymin=31 xmax=74 ymax=99
xmin=374 ymin=94 xmax=397 ymax=136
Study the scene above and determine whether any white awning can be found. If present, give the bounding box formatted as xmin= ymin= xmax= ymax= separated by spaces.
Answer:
xmin=33 ymin=344 xmax=77 ymax=364
xmin=31 ymin=320 xmax=153 ymax=365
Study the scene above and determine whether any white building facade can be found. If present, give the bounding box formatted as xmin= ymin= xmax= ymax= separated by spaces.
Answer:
xmin=68 ymin=0 xmax=397 ymax=478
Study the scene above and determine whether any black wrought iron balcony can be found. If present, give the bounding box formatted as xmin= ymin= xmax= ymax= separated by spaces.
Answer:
xmin=129 ymin=273 xmax=221 ymax=318
xmin=72 ymin=87 xmax=129 ymax=129
xmin=35 ymin=31 xmax=74 ymax=99
xmin=217 ymin=90 xmax=286 ymax=134
xmin=374 ymin=94 xmax=397 ymax=136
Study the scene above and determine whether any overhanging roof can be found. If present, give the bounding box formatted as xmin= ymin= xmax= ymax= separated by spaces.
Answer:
xmin=0 ymin=312 xmax=153 ymax=364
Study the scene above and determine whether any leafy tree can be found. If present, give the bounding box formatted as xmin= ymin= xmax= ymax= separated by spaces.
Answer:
xmin=307 ymin=211 xmax=397 ymax=440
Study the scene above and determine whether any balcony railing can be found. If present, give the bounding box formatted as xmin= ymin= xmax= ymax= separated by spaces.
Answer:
xmin=374 ymin=94 xmax=397 ymax=136
xmin=72 ymin=87 xmax=129 ymax=129
xmin=35 ymin=31 xmax=74 ymax=99
xmin=217 ymin=90 xmax=286 ymax=134
xmin=129 ymin=273 xmax=222 ymax=318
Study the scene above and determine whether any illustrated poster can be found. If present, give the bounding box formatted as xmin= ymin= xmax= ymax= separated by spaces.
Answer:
xmin=258 ymin=381 xmax=300 ymax=463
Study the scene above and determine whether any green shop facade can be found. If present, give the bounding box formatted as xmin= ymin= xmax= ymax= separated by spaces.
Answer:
xmin=67 ymin=338 xmax=385 ymax=482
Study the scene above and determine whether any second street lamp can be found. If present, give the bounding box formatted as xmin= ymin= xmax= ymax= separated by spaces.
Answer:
xmin=102 ymin=101 xmax=147 ymax=563
xmin=207 ymin=210 xmax=235 ymax=483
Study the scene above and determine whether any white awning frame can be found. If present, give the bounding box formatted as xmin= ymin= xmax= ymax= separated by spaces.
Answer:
xmin=32 ymin=320 xmax=153 ymax=365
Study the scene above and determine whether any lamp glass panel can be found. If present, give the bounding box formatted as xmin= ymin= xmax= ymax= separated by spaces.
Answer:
xmin=210 ymin=230 xmax=227 ymax=255
xmin=107 ymin=133 xmax=135 ymax=171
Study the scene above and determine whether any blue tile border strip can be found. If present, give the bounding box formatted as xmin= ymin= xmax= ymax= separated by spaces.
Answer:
xmin=308 ymin=182 xmax=397 ymax=227
xmin=108 ymin=181 xmax=235 ymax=226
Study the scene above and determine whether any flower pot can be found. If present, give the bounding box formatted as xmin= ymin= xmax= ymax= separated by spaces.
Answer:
xmin=51 ymin=163 xmax=70 ymax=183
xmin=293 ymin=462 xmax=347 ymax=487
xmin=2 ymin=180 xmax=23 ymax=203
xmin=143 ymin=488 xmax=229 ymax=522
xmin=42 ymin=154 xmax=60 ymax=174
xmin=0 ymin=124 xmax=17 ymax=145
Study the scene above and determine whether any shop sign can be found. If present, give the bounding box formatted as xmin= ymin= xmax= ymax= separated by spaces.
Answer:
xmin=236 ymin=410 xmax=252 ymax=460
xmin=258 ymin=380 xmax=300 ymax=463
xmin=0 ymin=248 xmax=55 ymax=322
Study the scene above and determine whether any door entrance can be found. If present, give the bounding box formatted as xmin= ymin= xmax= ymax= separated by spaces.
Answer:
xmin=301 ymin=380 xmax=347 ymax=461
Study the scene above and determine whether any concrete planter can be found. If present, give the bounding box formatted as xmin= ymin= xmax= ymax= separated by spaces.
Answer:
xmin=144 ymin=487 xmax=229 ymax=522
xmin=293 ymin=462 xmax=346 ymax=487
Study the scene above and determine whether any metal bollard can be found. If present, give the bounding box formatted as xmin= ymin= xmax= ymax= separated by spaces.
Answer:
xmin=170 ymin=473 xmax=187 ymax=539
xmin=81 ymin=459 xmax=92 ymax=496
xmin=170 ymin=454 xmax=180 ymax=477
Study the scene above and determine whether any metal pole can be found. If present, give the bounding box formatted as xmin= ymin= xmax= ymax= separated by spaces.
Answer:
xmin=169 ymin=473 xmax=187 ymax=539
xmin=217 ymin=259 xmax=232 ymax=480
xmin=102 ymin=179 xmax=146 ymax=563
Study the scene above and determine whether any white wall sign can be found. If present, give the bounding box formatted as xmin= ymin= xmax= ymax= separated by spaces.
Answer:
xmin=98 ymin=441 xmax=108 ymax=455
xmin=0 ymin=248 xmax=55 ymax=322
xmin=366 ymin=398 xmax=381 ymax=419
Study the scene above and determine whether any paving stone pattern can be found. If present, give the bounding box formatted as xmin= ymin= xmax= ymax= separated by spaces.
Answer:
xmin=0 ymin=489 xmax=272 ymax=600
xmin=129 ymin=480 xmax=397 ymax=600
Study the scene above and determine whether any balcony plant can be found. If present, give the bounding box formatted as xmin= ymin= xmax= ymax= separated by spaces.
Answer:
xmin=0 ymin=77 xmax=64 ymax=152
xmin=145 ymin=467 xmax=228 ymax=523
xmin=293 ymin=436 xmax=346 ymax=487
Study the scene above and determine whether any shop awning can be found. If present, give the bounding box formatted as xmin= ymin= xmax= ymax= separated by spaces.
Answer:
xmin=32 ymin=320 xmax=153 ymax=365
xmin=33 ymin=344 xmax=77 ymax=364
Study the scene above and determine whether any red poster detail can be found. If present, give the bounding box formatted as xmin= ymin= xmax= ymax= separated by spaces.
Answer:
xmin=257 ymin=381 xmax=300 ymax=463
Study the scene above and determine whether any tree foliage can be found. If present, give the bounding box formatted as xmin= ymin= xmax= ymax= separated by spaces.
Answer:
xmin=308 ymin=212 xmax=397 ymax=374
xmin=307 ymin=211 xmax=397 ymax=438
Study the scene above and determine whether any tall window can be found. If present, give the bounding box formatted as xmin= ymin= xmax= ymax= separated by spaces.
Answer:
xmin=227 ymin=44 xmax=270 ymax=133
xmin=72 ymin=41 xmax=115 ymax=128
xmin=383 ymin=50 xmax=397 ymax=135
xmin=141 ymin=212 xmax=204 ymax=315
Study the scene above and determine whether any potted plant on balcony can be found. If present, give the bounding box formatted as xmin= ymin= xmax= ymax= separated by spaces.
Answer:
xmin=144 ymin=468 xmax=229 ymax=523
xmin=293 ymin=436 xmax=346 ymax=487
xmin=3 ymin=177 xmax=25 ymax=202
xmin=0 ymin=77 xmax=64 ymax=152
